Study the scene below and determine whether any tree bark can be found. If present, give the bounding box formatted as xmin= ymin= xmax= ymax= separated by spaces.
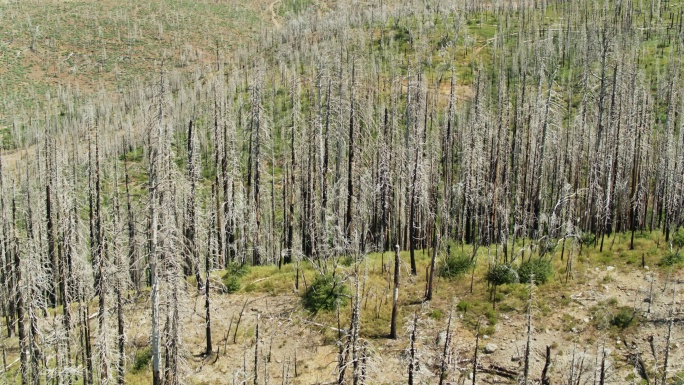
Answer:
xmin=390 ymin=245 xmax=400 ymax=339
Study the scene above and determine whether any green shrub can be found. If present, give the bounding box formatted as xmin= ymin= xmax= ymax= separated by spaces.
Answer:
xmin=226 ymin=262 xmax=250 ymax=277
xmin=581 ymin=232 xmax=595 ymax=246
xmin=302 ymin=274 xmax=349 ymax=313
xmin=132 ymin=347 xmax=151 ymax=373
xmin=484 ymin=309 xmax=498 ymax=326
xmin=438 ymin=252 xmax=474 ymax=279
xmin=672 ymin=227 xmax=684 ymax=250
xmin=340 ymin=256 xmax=355 ymax=267
xmin=428 ymin=309 xmax=444 ymax=320
xmin=659 ymin=252 xmax=684 ymax=267
xmin=456 ymin=300 xmax=471 ymax=313
xmin=611 ymin=307 xmax=636 ymax=329
xmin=221 ymin=274 xmax=241 ymax=293
xmin=486 ymin=264 xmax=519 ymax=286
xmin=517 ymin=258 xmax=553 ymax=284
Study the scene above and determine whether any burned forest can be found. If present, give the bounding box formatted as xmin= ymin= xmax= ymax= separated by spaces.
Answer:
xmin=0 ymin=0 xmax=683 ymax=383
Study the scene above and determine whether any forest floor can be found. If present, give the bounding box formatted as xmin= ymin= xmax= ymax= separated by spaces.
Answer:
xmin=116 ymin=232 xmax=683 ymax=384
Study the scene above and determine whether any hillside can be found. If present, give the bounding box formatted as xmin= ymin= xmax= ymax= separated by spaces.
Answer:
xmin=0 ymin=0 xmax=682 ymax=384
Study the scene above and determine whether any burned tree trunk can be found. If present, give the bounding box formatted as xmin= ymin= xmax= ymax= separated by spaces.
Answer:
xmin=390 ymin=245 xmax=400 ymax=339
xmin=345 ymin=64 xmax=356 ymax=242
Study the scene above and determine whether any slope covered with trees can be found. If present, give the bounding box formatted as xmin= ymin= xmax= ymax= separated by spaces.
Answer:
xmin=0 ymin=0 xmax=682 ymax=383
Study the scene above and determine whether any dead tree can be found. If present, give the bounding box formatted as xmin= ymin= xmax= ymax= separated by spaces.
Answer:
xmin=185 ymin=119 xmax=201 ymax=290
xmin=541 ymin=345 xmax=551 ymax=385
xmin=390 ymin=244 xmax=400 ymax=339
xmin=438 ymin=307 xmax=453 ymax=385
xmin=472 ymin=323 xmax=480 ymax=385
xmin=407 ymin=311 xmax=418 ymax=385
xmin=345 ymin=63 xmax=356 ymax=241
xmin=661 ymin=289 xmax=676 ymax=385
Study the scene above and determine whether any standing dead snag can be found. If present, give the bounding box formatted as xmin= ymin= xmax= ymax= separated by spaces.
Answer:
xmin=151 ymin=262 xmax=161 ymax=385
xmin=12 ymin=192 xmax=28 ymax=385
xmin=599 ymin=343 xmax=607 ymax=385
xmin=337 ymin=306 xmax=347 ymax=385
xmin=472 ymin=321 xmax=480 ymax=385
xmin=438 ymin=307 xmax=453 ymax=385
xmin=252 ymin=83 xmax=263 ymax=266
xmin=426 ymin=212 xmax=438 ymax=301
xmin=205 ymin=188 xmax=215 ymax=356
xmin=345 ymin=63 xmax=356 ymax=241
xmin=123 ymin=142 xmax=139 ymax=291
xmin=254 ymin=313 xmax=260 ymax=385
xmin=149 ymin=66 xmax=164 ymax=385
xmin=45 ymin=168 xmax=57 ymax=308
xmin=662 ymin=288 xmax=676 ymax=385
xmin=407 ymin=311 xmax=418 ymax=385
xmin=185 ymin=119 xmax=201 ymax=291
xmin=523 ymin=276 xmax=534 ymax=384
xmin=390 ymin=245 xmax=400 ymax=339
xmin=234 ymin=299 xmax=249 ymax=344
xmin=540 ymin=345 xmax=551 ymax=385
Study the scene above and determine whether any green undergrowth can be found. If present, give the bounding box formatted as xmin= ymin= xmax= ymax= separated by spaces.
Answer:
xmin=203 ymin=230 xmax=675 ymax=343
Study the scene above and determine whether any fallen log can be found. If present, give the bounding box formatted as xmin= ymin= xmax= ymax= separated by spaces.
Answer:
xmin=477 ymin=363 xmax=518 ymax=380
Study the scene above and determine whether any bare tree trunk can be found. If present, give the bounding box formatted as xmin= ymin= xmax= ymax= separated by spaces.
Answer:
xmin=662 ymin=292 xmax=675 ymax=385
xmin=524 ymin=281 xmax=533 ymax=384
xmin=254 ymin=313 xmax=260 ymax=385
xmin=205 ymin=190 xmax=214 ymax=356
xmin=408 ymin=312 xmax=418 ymax=385
xmin=438 ymin=308 xmax=453 ymax=385
xmin=472 ymin=326 xmax=480 ymax=385
xmin=123 ymin=146 xmax=139 ymax=291
xmin=345 ymin=64 xmax=356 ymax=241
xmin=426 ymin=210 xmax=438 ymax=301
xmin=390 ymin=245 xmax=400 ymax=339
xmin=83 ymin=302 xmax=93 ymax=385
xmin=408 ymin=148 xmax=419 ymax=276
xmin=46 ymin=182 xmax=57 ymax=308
xmin=186 ymin=120 xmax=201 ymax=290
xmin=253 ymin=85 xmax=263 ymax=266
xmin=116 ymin=285 xmax=125 ymax=385
xmin=12 ymin=193 xmax=28 ymax=385
xmin=541 ymin=345 xmax=551 ymax=385
xmin=148 ymin=262 xmax=160 ymax=385
xmin=599 ymin=343 xmax=607 ymax=385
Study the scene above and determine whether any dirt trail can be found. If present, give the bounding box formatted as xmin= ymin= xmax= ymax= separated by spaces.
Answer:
xmin=269 ymin=0 xmax=283 ymax=28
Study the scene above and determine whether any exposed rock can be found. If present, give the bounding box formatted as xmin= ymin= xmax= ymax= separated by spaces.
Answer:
xmin=607 ymin=266 xmax=616 ymax=271
xmin=484 ymin=343 xmax=498 ymax=354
